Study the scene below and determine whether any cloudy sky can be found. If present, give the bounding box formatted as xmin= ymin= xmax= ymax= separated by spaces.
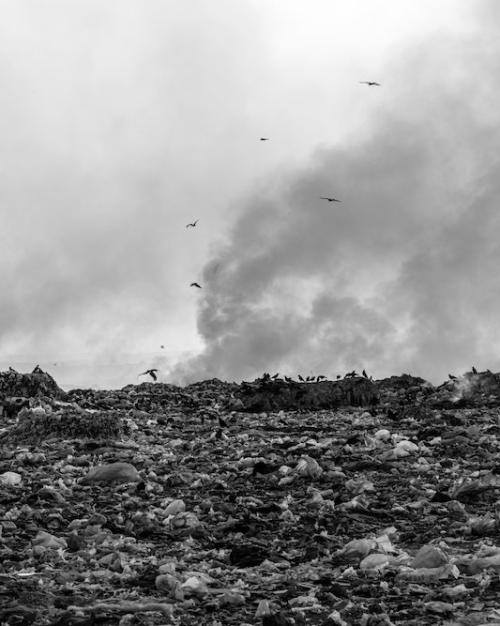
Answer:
xmin=1 ymin=0 xmax=498 ymax=388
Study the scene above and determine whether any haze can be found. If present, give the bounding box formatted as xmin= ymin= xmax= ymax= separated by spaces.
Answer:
xmin=0 ymin=1 xmax=495 ymax=388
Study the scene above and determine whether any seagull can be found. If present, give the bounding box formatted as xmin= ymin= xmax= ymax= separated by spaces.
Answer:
xmin=186 ymin=220 xmax=198 ymax=228
xmin=472 ymin=366 xmax=478 ymax=374
xmin=260 ymin=137 xmax=270 ymax=141
xmin=362 ymin=369 xmax=368 ymax=378
xmin=448 ymin=374 xmax=457 ymax=380
xmin=320 ymin=197 xmax=341 ymax=202
xmin=272 ymin=373 xmax=280 ymax=379
xmin=359 ymin=81 xmax=381 ymax=86
xmin=298 ymin=374 xmax=305 ymax=382
xmin=316 ymin=375 xmax=326 ymax=382
xmin=139 ymin=368 xmax=159 ymax=381
xmin=190 ymin=282 xmax=202 ymax=288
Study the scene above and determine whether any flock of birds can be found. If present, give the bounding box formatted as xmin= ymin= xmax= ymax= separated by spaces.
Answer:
xmin=260 ymin=369 xmax=372 ymax=384
xmin=137 ymin=80 xmax=382 ymax=383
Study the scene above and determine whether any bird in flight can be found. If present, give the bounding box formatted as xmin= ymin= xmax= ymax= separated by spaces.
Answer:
xmin=160 ymin=345 xmax=165 ymax=349
xmin=260 ymin=137 xmax=270 ymax=141
xmin=359 ymin=81 xmax=381 ymax=86
xmin=139 ymin=368 xmax=159 ymax=381
xmin=190 ymin=282 xmax=202 ymax=288
xmin=320 ymin=197 xmax=341 ymax=203
xmin=186 ymin=220 xmax=198 ymax=228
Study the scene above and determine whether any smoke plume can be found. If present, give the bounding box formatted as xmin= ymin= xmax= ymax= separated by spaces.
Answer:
xmin=172 ymin=15 xmax=500 ymax=384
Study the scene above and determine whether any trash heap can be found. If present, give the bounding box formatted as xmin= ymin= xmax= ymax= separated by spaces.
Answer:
xmin=236 ymin=374 xmax=379 ymax=412
xmin=2 ymin=367 xmax=500 ymax=625
xmin=0 ymin=366 xmax=67 ymax=404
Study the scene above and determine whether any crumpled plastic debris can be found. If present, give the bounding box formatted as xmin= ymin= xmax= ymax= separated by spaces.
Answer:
xmin=0 ymin=471 xmax=22 ymax=486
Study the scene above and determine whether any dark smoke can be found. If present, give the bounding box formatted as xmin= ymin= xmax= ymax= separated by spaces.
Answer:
xmin=171 ymin=18 xmax=500 ymax=385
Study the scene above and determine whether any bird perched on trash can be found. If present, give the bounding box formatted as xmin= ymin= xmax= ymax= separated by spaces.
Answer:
xmin=362 ymin=369 xmax=368 ymax=378
xmin=186 ymin=220 xmax=198 ymax=228
xmin=298 ymin=374 xmax=305 ymax=382
xmin=272 ymin=373 xmax=280 ymax=379
xmin=306 ymin=375 xmax=315 ymax=382
xmin=472 ymin=366 xmax=478 ymax=374
xmin=284 ymin=376 xmax=293 ymax=383
xmin=359 ymin=81 xmax=381 ymax=86
xmin=448 ymin=374 xmax=457 ymax=380
xmin=316 ymin=375 xmax=326 ymax=381
xmin=190 ymin=282 xmax=202 ymax=288
xmin=139 ymin=368 xmax=159 ymax=381
xmin=320 ymin=196 xmax=341 ymax=202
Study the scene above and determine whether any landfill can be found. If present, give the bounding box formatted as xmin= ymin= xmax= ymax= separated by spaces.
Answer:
xmin=2 ymin=367 xmax=500 ymax=625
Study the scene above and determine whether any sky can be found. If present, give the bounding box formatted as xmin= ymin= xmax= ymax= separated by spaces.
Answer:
xmin=0 ymin=0 xmax=498 ymax=388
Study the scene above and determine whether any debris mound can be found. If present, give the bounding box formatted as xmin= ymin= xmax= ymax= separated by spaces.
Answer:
xmin=431 ymin=370 xmax=500 ymax=408
xmin=5 ymin=406 xmax=124 ymax=443
xmin=0 ymin=367 xmax=67 ymax=400
xmin=237 ymin=374 xmax=379 ymax=412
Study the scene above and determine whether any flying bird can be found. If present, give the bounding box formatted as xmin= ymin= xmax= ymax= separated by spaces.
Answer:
xmin=190 ymin=282 xmax=202 ymax=288
xmin=186 ymin=220 xmax=198 ymax=228
xmin=139 ymin=368 xmax=159 ymax=381
xmin=359 ymin=81 xmax=381 ymax=86
xmin=260 ymin=137 xmax=270 ymax=141
xmin=160 ymin=345 xmax=165 ymax=349
xmin=320 ymin=197 xmax=341 ymax=202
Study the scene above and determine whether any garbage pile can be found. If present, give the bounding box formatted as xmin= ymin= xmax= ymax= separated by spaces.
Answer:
xmin=430 ymin=369 xmax=500 ymax=408
xmin=3 ymin=366 xmax=500 ymax=625
xmin=237 ymin=373 xmax=379 ymax=412
xmin=0 ymin=366 xmax=67 ymax=405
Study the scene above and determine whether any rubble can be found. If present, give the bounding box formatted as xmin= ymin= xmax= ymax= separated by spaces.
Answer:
xmin=2 ymin=366 xmax=500 ymax=624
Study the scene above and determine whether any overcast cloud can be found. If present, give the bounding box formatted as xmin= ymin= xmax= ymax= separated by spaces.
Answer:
xmin=0 ymin=1 xmax=495 ymax=387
